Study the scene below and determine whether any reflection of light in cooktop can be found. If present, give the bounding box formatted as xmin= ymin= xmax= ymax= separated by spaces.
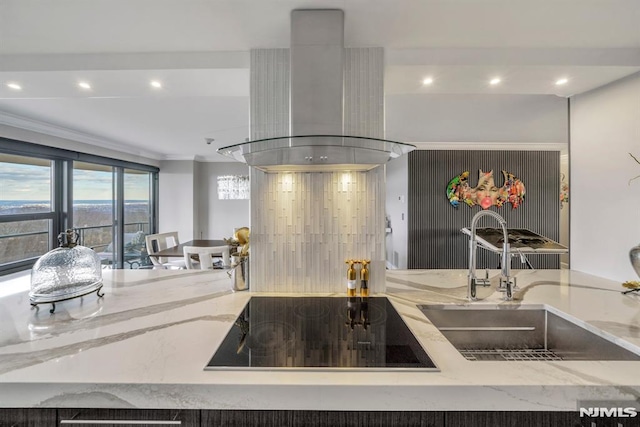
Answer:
xmin=244 ymin=321 xmax=297 ymax=356
xmin=206 ymin=296 xmax=438 ymax=370
xmin=292 ymin=299 xmax=330 ymax=319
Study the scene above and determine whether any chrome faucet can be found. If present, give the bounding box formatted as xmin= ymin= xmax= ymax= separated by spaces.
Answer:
xmin=467 ymin=210 xmax=513 ymax=301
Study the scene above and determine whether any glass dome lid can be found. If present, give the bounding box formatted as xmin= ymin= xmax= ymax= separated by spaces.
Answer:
xmin=30 ymin=229 xmax=103 ymax=313
xmin=217 ymin=135 xmax=416 ymax=173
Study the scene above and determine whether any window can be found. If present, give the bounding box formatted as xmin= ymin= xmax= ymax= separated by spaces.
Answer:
xmin=124 ymin=168 xmax=152 ymax=235
xmin=0 ymin=154 xmax=55 ymax=269
xmin=123 ymin=168 xmax=153 ymax=268
xmin=73 ymin=162 xmax=116 ymax=266
xmin=0 ymin=137 xmax=159 ymax=275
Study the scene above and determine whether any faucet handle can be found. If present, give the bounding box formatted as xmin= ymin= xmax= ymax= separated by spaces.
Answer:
xmin=498 ymin=276 xmax=517 ymax=289
xmin=476 ymin=278 xmax=491 ymax=286
xmin=475 ymin=269 xmax=491 ymax=286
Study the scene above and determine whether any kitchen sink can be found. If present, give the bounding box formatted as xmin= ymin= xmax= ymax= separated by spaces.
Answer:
xmin=419 ymin=304 xmax=640 ymax=361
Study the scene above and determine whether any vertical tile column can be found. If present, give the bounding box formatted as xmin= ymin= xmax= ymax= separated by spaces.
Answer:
xmin=250 ymin=48 xmax=290 ymax=291
xmin=343 ymin=47 xmax=386 ymax=292
xmin=250 ymin=48 xmax=386 ymax=293
xmin=250 ymin=49 xmax=289 ymax=140
xmin=344 ymin=48 xmax=384 ymax=138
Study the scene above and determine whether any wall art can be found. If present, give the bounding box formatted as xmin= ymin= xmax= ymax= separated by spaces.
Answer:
xmin=446 ymin=169 xmax=526 ymax=209
xmin=560 ymin=173 xmax=569 ymax=209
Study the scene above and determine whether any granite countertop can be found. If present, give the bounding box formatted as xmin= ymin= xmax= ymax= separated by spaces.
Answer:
xmin=0 ymin=268 xmax=639 ymax=411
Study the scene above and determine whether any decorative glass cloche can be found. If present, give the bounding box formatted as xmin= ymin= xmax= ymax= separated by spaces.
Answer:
xmin=30 ymin=229 xmax=103 ymax=313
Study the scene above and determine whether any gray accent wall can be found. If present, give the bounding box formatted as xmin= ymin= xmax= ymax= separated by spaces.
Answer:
xmin=408 ymin=150 xmax=561 ymax=269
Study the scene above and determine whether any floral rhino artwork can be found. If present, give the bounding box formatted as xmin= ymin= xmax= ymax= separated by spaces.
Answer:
xmin=446 ymin=169 xmax=526 ymax=209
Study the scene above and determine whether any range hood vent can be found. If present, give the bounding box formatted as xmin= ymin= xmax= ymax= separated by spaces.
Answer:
xmin=217 ymin=9 xmax=415 ymax=172
xmin=218 ymin=135 xmax=414 ymax=173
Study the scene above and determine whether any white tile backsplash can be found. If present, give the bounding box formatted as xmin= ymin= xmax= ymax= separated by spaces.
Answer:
xmin=251 ymin=168 xmax=385 ymax=293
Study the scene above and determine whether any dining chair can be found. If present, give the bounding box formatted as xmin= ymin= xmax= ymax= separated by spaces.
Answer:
xmin=183 ymin=245 xmax=230 ymax=270
xmin=145 ymin=231 xmax=186 ymax=269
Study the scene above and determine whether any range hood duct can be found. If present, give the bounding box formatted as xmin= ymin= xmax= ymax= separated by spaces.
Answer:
xmin=218 ymin=9 xmax=415 ymax=172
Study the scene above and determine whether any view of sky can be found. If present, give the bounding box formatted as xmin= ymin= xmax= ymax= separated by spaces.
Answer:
xmin=0 ymin=162 xmax=150 ymax=201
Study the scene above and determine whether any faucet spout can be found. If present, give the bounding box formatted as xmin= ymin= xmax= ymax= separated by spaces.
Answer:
xmin=467 ymin=210 xmax=513 ymax=301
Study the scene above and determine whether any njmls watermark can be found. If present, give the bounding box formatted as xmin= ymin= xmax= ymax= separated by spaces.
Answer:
xmin=578 ymin=400 xmax=640 ymax=425
xmin=579 ymin=407 xmax=638 ymax=418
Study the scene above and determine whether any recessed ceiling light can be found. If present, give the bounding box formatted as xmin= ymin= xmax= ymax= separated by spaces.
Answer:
xmin=150 ymin=80 xmax=162 ymax=89
xmin=555 ymin=78 xmax=569 ymax=86
xmin=6 ymin=82 xmax=22 ymax=90
xmin=489 ymin=77 xmax=501 ymax=85
xmin=422 ymin=77 xmax=434 ymax=86
xmin=78 ymin=81 xmax=91 ymax=90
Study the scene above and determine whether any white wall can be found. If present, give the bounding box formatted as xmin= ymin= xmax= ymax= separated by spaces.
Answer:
xmin=386 ymin=94 xmax=569 ymax=143
xmin=570 ymin=72 xmax=640 ymax=282
xmin=159 ymin=160 xmax=195 ymax=241
xmin=159 ymin=160 xmax=250 ymax=242
xmin=385 ymin=156 xmax=408 ymax=269
xmin=196 ymin=162 xmax=250 ymax=239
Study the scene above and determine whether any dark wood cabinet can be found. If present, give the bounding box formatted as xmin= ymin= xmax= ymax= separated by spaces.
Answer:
xmin=202 ymin=410 xmax=444 ymax=427
xmin=3 ymin=408 xmax=638 ymax=426
xmin=202 ymin=410 xmax=640 ymax=427
xmin=58 ymin=408 xmax=199 ymax=427
xmin=446 ymin=411 xmax=640 ymax=427
xmin=0 ymin=408 xmax=56 ymax=427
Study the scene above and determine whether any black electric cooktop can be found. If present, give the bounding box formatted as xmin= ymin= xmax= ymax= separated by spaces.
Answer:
xmin=206 ymin=296 xmax=438 ymax=370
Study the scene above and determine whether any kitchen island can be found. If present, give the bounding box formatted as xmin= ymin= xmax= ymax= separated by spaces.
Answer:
xmin=0 ymin=268 xmax=639 ymax=415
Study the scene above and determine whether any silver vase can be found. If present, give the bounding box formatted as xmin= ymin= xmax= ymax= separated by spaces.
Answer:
xmin=631 ymin=244 xmax=640 ymax=279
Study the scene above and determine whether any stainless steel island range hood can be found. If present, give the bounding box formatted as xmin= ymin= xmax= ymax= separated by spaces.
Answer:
xmin=217 ymin=9 xmax=415 ymax=172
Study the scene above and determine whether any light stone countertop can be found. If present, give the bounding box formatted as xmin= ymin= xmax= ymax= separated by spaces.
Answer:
xmin=0 ymin=267 xmax=639 ymax=411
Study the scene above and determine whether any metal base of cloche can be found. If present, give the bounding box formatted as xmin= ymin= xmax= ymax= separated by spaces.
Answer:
xmin=30 ymin=285 xmax=105 ymax=314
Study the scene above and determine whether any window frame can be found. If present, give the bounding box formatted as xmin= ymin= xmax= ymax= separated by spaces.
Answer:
xmin=0 ymin=136 xmax=159 ymax=275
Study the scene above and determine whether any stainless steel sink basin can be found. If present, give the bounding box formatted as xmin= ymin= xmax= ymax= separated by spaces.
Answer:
xmin=419 ymin=304 xmax=640 ymax=361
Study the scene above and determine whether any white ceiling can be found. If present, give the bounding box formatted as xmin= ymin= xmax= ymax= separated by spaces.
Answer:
xmin=1 ymin=0 xmax=639 ymax=161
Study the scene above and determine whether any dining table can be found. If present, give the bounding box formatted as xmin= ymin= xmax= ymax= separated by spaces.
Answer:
xmin=150 ymin=239 xmax=229 ymax=258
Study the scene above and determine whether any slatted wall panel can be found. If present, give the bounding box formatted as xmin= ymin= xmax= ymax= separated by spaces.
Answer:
xmin=408 ymin=150 xmax=560 ymax=269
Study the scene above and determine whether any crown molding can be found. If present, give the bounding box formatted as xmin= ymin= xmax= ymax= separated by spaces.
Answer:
xmin=162 ymin=154 xmax=197 ymax=161
xmin=411 ymin=141 xmax=567 ymax=151
xmin=194 ymin=154 xmax=238 ymax=163
xmin=0 ymin=110 xmax=164 ymax=160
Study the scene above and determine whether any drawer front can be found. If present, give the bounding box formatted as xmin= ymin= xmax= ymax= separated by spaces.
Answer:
xmin=58 ymin=409 xmax=199 ymax=427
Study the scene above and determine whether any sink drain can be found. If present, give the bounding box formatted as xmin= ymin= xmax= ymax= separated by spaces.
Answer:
xmin=459 ymin=348 xmax=564 ymax=361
